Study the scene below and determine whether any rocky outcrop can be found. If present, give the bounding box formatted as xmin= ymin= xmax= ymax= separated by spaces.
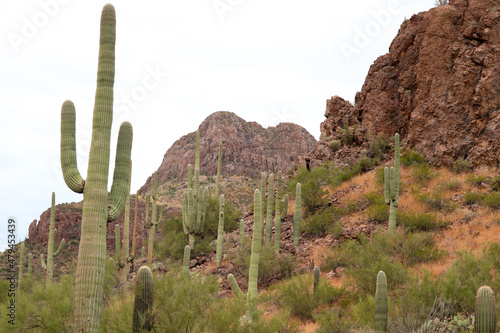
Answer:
xmin=140 ymin=111 xmax=316 ymax=193
xmin=319 ymin=0 xmax=500 ymax=166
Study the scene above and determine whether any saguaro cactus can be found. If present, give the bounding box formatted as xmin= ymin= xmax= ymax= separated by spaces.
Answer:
xmin=216 ymin=195 xmax=225 ymax=269
xmin=313 ymin=266 xmax=320 ymax=296
xmin=374 ymin=271 xmax=388 ymax=333
xmin=228 ymin=189 xmax=263 ymax=321
xmin=133 ymin=266 xmax=154 ymax=332
xmin=131 ymin=191 xmax=139 ymax=259
xmin=475 ymin=285 xmax=496 ymax=333
xmin=215 ymin=141 xmax=222 ymax=197
xmin=260 ymin=172 xmax=266 ymax=239
xmin=18 ymin=243 xmax=25 ymax=285
xmin=183 ymin=245 xmax=191 ymax=278
xmin=281 ymin=194 xmax=289 ymax=219
xmin=60 ymin=5 xmax=133 ymax=332
xmin=384 ymin=133 xmax=400 ymax=235
xmin=265 ymin=173 xmax=274 ymax=244
xmin=27 ymin=253 xmax=33 ymax=278
xmin=42 ymin=192 xmax=65 ymax=285
xmin=239 ymin=219 xmax=245 ymax=247
xmin=293 ymin=183 xmax=302 ymax=246
xmin=147 ymin=172 xmax=163 ymax=264
xmin=114 ymin=170 xmax=132 ymax=286
xmin=274 ymin=171 xmax=282 ymax=253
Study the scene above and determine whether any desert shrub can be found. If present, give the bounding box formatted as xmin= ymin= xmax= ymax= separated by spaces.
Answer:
xmin=375 ymin=166 xmax=385 ymax=185
xmin=466 ymin=174 xmax=490 ymax=187
xmin=204 ymin=196 xmax=241 ymax=237
xmin=303 ymin=205 xmax=337 ymax=236
xmin=315 ymin=307 xmax=361 ymax=333
xmin=356 ymin=156 xmax=380 ymax=172
xmin=463 ymin=191 xmax=485 ymax=205
xmin=443 ymin=250 xmax=496 ymax=313
xmin=156 ymin=215 xmax=188 ymax=260
xmin=335 ymin=231 xmax=444 ymax=295
xmin=399 ymin=211 xmax=449 ymax=232
xmin=329 ymin=139 xmax=341 ymax=151
xmin=287 ymin=163 xmax=339 ymax=212
xmin=418 ymin=190 xmax=455 ymax=212
xmin=412 ymin=162 xmax=436 ymax=185
xmin=368 ymin=135 xmax=390 ymax=160
xmin=339 ymin=125 xmax=356 ymax=145
xmin=451 ymin=157 xmax=473 ymax=173
xmin=366 ymin=203 xmax=389 ymax=223
xmin=364 ymin=191 xmax=386 ymax=205
xmin=484 ymin=192 xmax=500 ymax=209
xmin=0 ymin=275 xmax=75 ymax=332
xmin=401 ymin=150 xmax=426 ymax=166
xmin=153 ymin=265 xmax=220 ymax=332
xmin=440 ymin=179 xmax=462 ymax=191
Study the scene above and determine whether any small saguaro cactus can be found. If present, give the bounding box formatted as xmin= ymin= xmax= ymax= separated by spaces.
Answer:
xmin=281 ymin=194 xmax=289 ymax=220
xmin=228 ymin=189 xmax=263 ymax=322
xmin=27 ymin=253 xmax=33 ymax=278
xmin=216 ymin=195 xmax=225 ymax=269
xmin=374 ymin=271 xmax=388 ymax=333
xmin=42 ymin=192 xmax=66 ymax=285
xmin=183 ymin=245 xmax=191 ymax=278
xmin=293 ymin=183 xmax=302 ymax=246
xmin=215 ymin=141 xmax=222 ymax=197
xmin=59 ymin=5 xmax=133 ymax=331
xmin=239 ymin=219 xmax=245 ymax=247
xmin=384 ymin=133 xmax=400 ymax=235
xmin=265 ymin=173 xmax=274 ymax=244
xmin=313 ymin=266 xmax=320 ymax=296
xmin=18 ymin=243 xmax=25 ymax=285
xmin=133 ymin=266 xmax=154 ymax=332
xmin=475 ymin=285 xmax=496 ymax=333
xmin=147 ymin=172 xmax=163 ymax=264
xmin=274 ymin=171 xmax=282 ymax=254
xmin=260 ymin=172 xmax=266 ymax=239
xmin=131 ymin=190 xmax=139 ymax=259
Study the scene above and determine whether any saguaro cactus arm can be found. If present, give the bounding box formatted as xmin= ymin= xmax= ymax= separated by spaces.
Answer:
xmin=228 ymin=274 xmax=245 ymax=300
xmin=293 ymin=183 xmax=302 ymax=246
xmin=216 ymin=194 xmax=225 ymax=268
xmin=265 ymin=173 xmax=274 ymax=244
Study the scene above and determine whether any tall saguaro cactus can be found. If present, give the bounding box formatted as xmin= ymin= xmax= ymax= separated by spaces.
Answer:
xmin=293 ymin=183 xmax=302 ymax=246
xmin=265 ymin=173 xmax=274 ymax=244
xmin=114 ymin=166 xmax=132 ymax=285
xmin=147 ymin=172 xmax=163 ymax=264
xmin=133 ymin=266 xmax=154 ymax=332
xmin=18 ymin=243 xmax=25 ymax=285
xmin=59 ymin=5 xmax=133 ymax=332
xmin=215 ymin=141 xmax=222 ymax=197
xmin=42 ymin=192 xmax=65 ymax=285
xmin=228 ymin=189 xmax=263 ymax=322
xmin=216 ymin=194 xmax=225 ymax=268
xmin=384 ymin=133 xmax=400 ymax=235
xmin=475 ymin=285 xmax=496 ymax=333
xmin=274 ymin=171 xmax=282 ymax=253
xmin=374 ymin=271 xmax=388 ymax=333
xmin=131 ymin=191 xmax=139 ymax=258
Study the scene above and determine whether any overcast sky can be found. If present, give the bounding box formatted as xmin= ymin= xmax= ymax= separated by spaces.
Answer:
xmin=0 ymin=0 xmax=437 ymax=251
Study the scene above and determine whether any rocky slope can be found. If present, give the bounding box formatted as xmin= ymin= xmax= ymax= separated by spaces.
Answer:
xmin=139 ymin=111 xmax=316 ymax=194
xmin=315 ymin=0 xmax=500 ymax=166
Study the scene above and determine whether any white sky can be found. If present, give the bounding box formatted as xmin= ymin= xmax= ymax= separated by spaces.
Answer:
xmin=0 ymin=0 xmax=436 ymax=251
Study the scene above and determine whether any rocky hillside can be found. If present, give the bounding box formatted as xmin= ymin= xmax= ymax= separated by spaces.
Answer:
xmin=315 ymin=0 xmax=499 ymax=167
xmin=139 ymin=111 xmax=316 ymax=194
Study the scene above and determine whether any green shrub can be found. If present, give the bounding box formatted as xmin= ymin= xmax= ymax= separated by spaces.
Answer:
xmin=339 ymin=125 xmax=355 ymax=145
xmin=451 ymin=157 xmax=473 ymax=174
xmin=399 ymin=211 xmax=449 ymax=232
xmin=484 ymin=192 xmax=500 ymax=209
xmin=356 ymin=156 xmax=380 ymax=172
xmin=204 ymin=196 xmax=241 ymax=237
xmin=315 ymin=307 xmax=360 ymax=333
xmin=441 ymin=179 xmax=462 ymax=191
xmin=401 ymin=150 xmax=426 ymax=166
xmin=466 ymin=174 xmax=490 ymax=187
xmin=418 ymin=190 xmax=455 ymax=212
xmin=366 ymin=203 xmax=389 ymax=223
xmin=464 ymin=191 xmax=485 ymax=205
xmin=412 ymin=162 xmax=436 ymax=185
xmin=368 ymin=135 xmax=390 ymax=160
xmin=329 ymin=139 xmax=341 ymax=151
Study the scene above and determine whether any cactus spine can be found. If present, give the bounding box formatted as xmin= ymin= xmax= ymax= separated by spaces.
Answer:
xmin=183 ymin=245 xmax=191 ymax=278
xmin=59 ymin=5 xmax=133 ymax=331
xmin=313 ymin=266 xmax=320 ymax=296
xmin=374 ymin=271 xmax=388 ymax=333
xmin=133 ymin=266 xmax=154 ymax=332
xmin=274 ymin=171 xmax=282 ymax=253
xmin=475 ymin=285 xmax=496 ymax=333
xmin=18 ymin=243 xmax=25 ymax=285
xmin=265 ymin=173 xmax=274 ymax=244
xmin=228 ymin=189 xmax=263 ymax=321
xmin=293 ymin=183 xmax=302 ymax=246
xmin=147 ymin=172 xmax=163 ymax=264
xmin=44 ymin=192 xmax=65 ymax=285
xmin=384 ymin=133 xmax=400 ymax=235
xmin=216 ymin=195 xmax=225 ymax=268
xmin=215 ymin=141 xmax=222 ymax=197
